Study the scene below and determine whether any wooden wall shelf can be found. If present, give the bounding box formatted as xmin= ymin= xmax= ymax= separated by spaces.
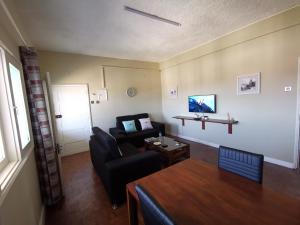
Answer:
xmin=173 ymin=116 xmax=238 ymax=134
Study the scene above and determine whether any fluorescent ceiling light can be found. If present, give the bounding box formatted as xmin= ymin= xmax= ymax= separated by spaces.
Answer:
xmin=124 ymin=6 xmax=181 ymax=27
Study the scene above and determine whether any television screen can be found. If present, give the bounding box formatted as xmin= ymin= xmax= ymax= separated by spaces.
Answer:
xmin=188 ymin=95 xmax=216 ymax=113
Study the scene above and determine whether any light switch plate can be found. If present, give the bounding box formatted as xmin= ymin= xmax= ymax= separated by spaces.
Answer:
xmin=284 ymin=86 xmax=292 ymax=92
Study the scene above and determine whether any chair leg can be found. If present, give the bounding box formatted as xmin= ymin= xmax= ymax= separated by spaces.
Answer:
xmin=112 ymin=204 xmax=118 ymax=210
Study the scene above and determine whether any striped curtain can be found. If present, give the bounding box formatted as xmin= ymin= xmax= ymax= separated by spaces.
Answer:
xmin=19 ymin=46 xmax=63 ymax=206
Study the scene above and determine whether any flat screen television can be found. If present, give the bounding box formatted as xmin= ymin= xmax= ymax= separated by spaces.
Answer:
xmin=188 ymin=95 xmax=216 ymax=113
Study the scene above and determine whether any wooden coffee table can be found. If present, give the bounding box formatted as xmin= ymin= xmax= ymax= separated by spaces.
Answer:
xmin=144 ymin=136 xmax=190 ymax=166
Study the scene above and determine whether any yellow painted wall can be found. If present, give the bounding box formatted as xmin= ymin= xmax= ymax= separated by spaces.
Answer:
xmin=38 ymin=51 xmax=162 ymax=132
xmin=0 ymin=152 xmax=42 ymax=225
xmin=160 ymin=7 xmax=300 ymax=164
xmin=0 ymin=3 xmax=43 ymax=225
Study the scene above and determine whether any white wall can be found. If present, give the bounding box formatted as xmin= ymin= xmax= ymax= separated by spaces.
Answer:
xmin=38 ymin=51 xmax=162 ymax=132
xmin=160 ymin=7 xmax=300 ymax=165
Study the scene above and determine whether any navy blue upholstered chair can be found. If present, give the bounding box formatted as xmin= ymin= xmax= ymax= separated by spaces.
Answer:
xmin=218 ymin=146 xmax=264 ymax=183
xmin=135 ymin=185 xmax=177 ymax=225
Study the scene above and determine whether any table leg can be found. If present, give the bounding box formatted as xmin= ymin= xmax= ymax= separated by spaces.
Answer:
xmin=127 ymin=188 xmax=138 ymax=225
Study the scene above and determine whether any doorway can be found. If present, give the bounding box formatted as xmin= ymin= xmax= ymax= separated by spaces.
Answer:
xmin=52 ymin=84 xmax=92 ymax=156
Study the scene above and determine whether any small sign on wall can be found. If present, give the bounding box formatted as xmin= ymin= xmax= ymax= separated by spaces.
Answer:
xmin=97 ymin=89 xmax=108 ymax=101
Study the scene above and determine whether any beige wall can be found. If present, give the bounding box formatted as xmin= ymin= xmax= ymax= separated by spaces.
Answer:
xmin=0 ymin=4 xmax=43 ymax=225
xmin=38 ymin=51 xmax=162 ymax=132
xmin=0 ymin=152 xmax=42 ymax=225
xmin=160 ymin=7 xmax=300 ymax=164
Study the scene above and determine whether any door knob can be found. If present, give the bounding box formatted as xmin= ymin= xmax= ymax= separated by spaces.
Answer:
xmin=55 ymin=115 xmax=62 ymax=118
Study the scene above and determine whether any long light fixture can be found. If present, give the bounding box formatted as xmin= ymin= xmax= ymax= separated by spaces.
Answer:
xmin=124 ymin=6 xmax=181 ymax=27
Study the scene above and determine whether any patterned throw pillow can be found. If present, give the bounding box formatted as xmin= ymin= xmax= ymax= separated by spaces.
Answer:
xmin=139 ymin=118 xmax=153 ymax=130
xmin=122 ymin=120 xmax=137 ymax=133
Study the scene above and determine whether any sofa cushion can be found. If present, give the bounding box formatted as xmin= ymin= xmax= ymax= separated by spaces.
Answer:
xmin=122 ymin=120 xmax=138 ymax=133
xmin=94 ymin=128 xmax=121 ymax=160
xmin=119 ymin=142 xmax=140 ymax=157
xmin=139 ymin=129 xmax=158 ymax=138
xmin=139 ymin=118 xmax=154 ymax=130
xmin=116 ymin=113 xmax=149 ymax=130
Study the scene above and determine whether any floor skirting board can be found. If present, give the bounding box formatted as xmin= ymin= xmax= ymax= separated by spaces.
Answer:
xmin=169 ymin=133 xmax=295 ymax=169
xmin=264 ymin=157 xmax=295 ymax=169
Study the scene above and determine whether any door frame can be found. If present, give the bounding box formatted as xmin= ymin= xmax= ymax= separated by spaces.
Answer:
xmin=51 ymin=84 xmax=93 ymax=156
xmin=294 ymin=58 xmax=300 ymax=169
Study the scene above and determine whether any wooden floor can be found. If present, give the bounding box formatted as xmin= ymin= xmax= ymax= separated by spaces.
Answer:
xmin=46 ymin=137 xmax=300 ymax=225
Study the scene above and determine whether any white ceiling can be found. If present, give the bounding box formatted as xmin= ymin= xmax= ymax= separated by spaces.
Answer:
xmin=10 ymin=0 xmax=300 ymax=62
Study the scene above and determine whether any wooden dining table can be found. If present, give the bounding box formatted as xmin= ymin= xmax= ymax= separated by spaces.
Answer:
xmin=126 ymin=159 xmax=300 ymax=225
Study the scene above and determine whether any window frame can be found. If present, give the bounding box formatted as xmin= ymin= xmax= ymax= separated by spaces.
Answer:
xmin=3 ymin=48 xmax=33 ymax=155
xmin=0 ymin=123 xmax=8 ymax=171
xmin=7 ymin=61 xmax=31 ymax=151
xmin=0 ymin=46 xmax=33 ymax=192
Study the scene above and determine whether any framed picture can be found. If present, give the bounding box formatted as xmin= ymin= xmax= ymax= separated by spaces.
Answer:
xmin=168 ymin=87 xmax=178 ymax=99
xmin=237 ymin=72 xmax=260 ymax=95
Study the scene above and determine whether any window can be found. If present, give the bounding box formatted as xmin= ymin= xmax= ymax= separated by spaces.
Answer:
xmin=0 ymin=46 xmax=32 ymax=190
xmin=0 ymin=126 xmax=8 ymax=171
xmin=8 ymin=63 xmax=30 ymax=149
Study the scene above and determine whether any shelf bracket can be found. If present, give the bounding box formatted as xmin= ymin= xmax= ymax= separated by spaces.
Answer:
xmin=181 ymin=119 xmax=185 ymax=126
xmin=228 ymin=124 xmax=233 ymax=134
xmin=201 ymin=121 xmax=205 ymax=130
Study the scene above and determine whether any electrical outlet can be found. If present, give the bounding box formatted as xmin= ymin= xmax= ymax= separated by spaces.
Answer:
xmin=284 ymin=86 xmax=292 ymax=92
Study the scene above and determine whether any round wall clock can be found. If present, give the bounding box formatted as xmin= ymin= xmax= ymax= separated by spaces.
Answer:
xmin=126 ymin=87 xmax=137 ymax=97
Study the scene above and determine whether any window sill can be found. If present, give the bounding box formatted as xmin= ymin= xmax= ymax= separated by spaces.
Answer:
xmin=0 ymin=161 xmax=19 ymax=189
xmin=0 ymin=145 xmax=34 ymax=205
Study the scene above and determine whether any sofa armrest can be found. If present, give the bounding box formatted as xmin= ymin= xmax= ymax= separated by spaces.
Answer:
xmin=105 ymin=151 xmax=161 ymax=179
xmin=109 ymin=127 xmax=126 ymax=137
xmin=151 ymin=121 xmax=165 ymax=136
xmin=104 ymin=151 xmax=161 ymax=204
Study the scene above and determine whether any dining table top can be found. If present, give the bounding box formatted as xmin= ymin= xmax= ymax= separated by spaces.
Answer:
xmin=126 ymin=159 xmax=300 ymax=225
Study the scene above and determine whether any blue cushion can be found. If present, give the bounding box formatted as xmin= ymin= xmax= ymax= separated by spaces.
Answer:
xmin=218 ymin=146 xmax=264 ymax=183
xmin=136 ymin=185 xmax=177 ymax=225
xmin=122 ymin=120 xmax=137 ymax=133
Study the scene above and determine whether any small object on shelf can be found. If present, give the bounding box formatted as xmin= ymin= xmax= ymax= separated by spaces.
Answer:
xmin=161 ymin=144 xmax=168 ymax=148
xmin=227 ymin=112 xmax=231 ymax=121
xmin=153 ymin=142 xmax=161 ymax=146
xmin=175 ymin=142 xmax=180 ymax=146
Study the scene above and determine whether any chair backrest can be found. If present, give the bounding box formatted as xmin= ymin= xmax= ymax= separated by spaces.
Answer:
xmin=218 ymin=146 xmax=264 ymax=183
xmin=135 ymin=185 xmax=177 ymax=225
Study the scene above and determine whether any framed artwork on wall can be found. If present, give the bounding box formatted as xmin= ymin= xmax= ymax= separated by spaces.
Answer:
xmin=237 ymin=72 xmax=261 ymax=95
xmin=168 ymin=87 xmax=178 ymax=99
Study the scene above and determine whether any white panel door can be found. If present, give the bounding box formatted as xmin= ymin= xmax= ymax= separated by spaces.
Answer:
xmin=52 ymin=85 xmax=91 ymax=156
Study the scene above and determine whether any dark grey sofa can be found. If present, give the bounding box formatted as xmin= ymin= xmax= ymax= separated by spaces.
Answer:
xmin=89 ymin=127 xmax=161 ymax=206
xmin=109 ymin=113 xmax=165 ymax=147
